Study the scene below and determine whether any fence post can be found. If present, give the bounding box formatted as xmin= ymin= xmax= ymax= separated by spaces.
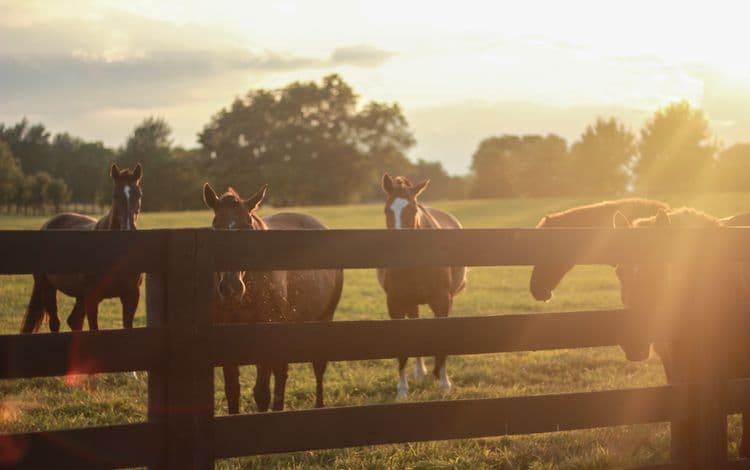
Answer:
xmin=146 ymin=271 xmax=167 ymax=469
xmin=147 ymin=231 xmax=215 ymax=469
xmin=691 ymin=310 xmax=728 ymax=469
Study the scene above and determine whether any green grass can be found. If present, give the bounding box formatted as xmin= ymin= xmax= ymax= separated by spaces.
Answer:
xmin=1 ymin=193 xmax=749 ymax=468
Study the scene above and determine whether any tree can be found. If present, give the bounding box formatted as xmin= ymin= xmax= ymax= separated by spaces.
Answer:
xmin=117 ymin=117 xmax=203 ymax=211
xmin=470 ymin=134 xmax=569 ymax=198
xmin=568 ymin=117 xmax=636 ymax=195
xmin=27 ymin=172 xmax=53 ymax=214
xmin=199 ymin=74 xmax=415 ymax=206
xmin=635 ymin=101 xmax=717 ymax=193
xmin=45 ymin=177 xmax=71 ymax=213
xmin=711 ymin=143 xmax=750 ymax=192
xmin=51 ymin=133 xmax=114 ymax=203
xmin=0 ymin=140 xmax=24 ymax=211
xmin=0 ymin=119 xmax=53 ymax=175
xmin=406 ymin=159 xmax=468 ymax=201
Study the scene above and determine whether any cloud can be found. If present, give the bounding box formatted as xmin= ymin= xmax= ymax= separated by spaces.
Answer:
xmin=330 ymin=44 xmax=395 ymax=67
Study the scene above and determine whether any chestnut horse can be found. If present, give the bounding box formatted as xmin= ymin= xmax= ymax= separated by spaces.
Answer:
xmin=203 ymin=183 xmax=343 ymax=414
xmin=21 ymin=163 xmax=144 ymax=333
xmin=378 ymin=174 xmax=466 ymax=399
xmin=613 ymin=207 xmax=750 ymax=456
xmin=529 ymin=198 xmax=670 ymax=302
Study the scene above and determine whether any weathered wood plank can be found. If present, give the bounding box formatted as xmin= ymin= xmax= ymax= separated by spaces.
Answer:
xmin=214 ymin=385 xmax=683 ymax=457
xmin=0 ymin=230 xmax=168 ymax=274
xmin=146 ymin=271 xmax=168 ymax=470
xmin=195 ymin=227 xmax=750 ymax=271
xmin=0 ymin=423 xmax=160 ymax=469
xmin=0 ymin=327 xmax=165 ymax=379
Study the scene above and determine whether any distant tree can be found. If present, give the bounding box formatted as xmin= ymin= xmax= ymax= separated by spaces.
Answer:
xmin=712 ymin=143 xmax=750 ymax=192
xmin=635 ymin=101 xmax=717 ymax=193
xmin=27 ymin=172 xmax=53 ymax=214
xmin=45 ymin=177 xmax=71 ymax=213
xmin=51 ymin=133 xmax=114 ymax=203
xmin=568 ymin=117 xmax=636 ymax=195
xmin=199 ymin=74 xmax=415 ymax=206
xmin=0 ymin=140 xmax=24 ymax=211
xmin=0 ymin=119 xmax=53 ymax=175
xmin=471 ymin=134 xmax=569 ymax=198
xmin=117 ymin=117 xmax=203 ymax=211
xmin=406 ymin=159 xmax=468 ymax=200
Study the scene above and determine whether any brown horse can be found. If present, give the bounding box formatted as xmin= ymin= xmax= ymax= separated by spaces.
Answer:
xmin=203 ymin=183 xmax=343 ymax=414
xmin=613 ymin=207 xmax=750 ymax=455
xmin=21 ymin=163 xmax=144 ymax=333
xmin=378 ymin=174 xmax=466 ymax=399
xmin=529 ymin=198 xmax=670 ymax=302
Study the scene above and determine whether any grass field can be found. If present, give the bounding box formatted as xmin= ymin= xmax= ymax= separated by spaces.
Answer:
xmin=2 ymin=192 xmax=750 ymax=469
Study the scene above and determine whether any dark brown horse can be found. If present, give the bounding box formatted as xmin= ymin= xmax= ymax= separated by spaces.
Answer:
xmin=613 ymin=207 xmax=750 ymax=455
xmin=21 ymin=163 xmax=144 ymax=333
xmin=203 ymin=183 xmax=343 ymax=414
xmin=529 ymin=198 xmax=670 ymax=302
xmin=378 ymin=174 xmax=466 ymax=399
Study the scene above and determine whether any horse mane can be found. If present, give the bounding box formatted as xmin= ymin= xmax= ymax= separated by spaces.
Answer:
xmin=220 ymin=187 xmax=242 ymax=202
xmin=633 ymin=207 xmax=720 ymax=228
xmin=416 ymin=204 xmax=440 ymax=229
xmin=538 ymin=198 xmax=670 ymax=228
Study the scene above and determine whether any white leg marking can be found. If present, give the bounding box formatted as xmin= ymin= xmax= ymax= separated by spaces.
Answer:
xmin=414 ymin=357 xmax=427 ymax=380
xmin=397 ymin=367 xmax=409 ymax=399
xmin=438 ymin=364 xmax=452 ymax=393
xmin=390 ymin=197 xmax=409 ymax=230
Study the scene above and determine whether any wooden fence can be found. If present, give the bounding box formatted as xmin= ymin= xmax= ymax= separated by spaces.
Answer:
xmin=1 ymin=227 xmax=750 ymax=469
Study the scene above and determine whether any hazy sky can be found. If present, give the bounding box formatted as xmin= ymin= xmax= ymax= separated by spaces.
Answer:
xmin=2 ymin=0 xmax=749 ymax=174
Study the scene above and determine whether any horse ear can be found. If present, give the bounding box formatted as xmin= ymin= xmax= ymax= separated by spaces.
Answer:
xmin=245 ymin=184 xmax=268 ymax=212
xmin=381 ymin=173 xmax=394 ymax=194
xmin=411 ymin=179 xmax=430 ymax=198
xmin=110 ymin=163 xmax=121 ymax=180
xmin=655 ymin=209 xmax=671 ymax=226
xmin=203 ymin=183 xmax=219 ymax=210
xmin=613 ymin=211 xmax=632 ymax=229
xmin=133 ymin=163 xmax=143 ymax=183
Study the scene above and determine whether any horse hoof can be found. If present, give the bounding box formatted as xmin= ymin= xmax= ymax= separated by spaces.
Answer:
xmin=439 ymin=378 xmax=452 ymax=394
xmin=396 ymin=386 xmax=408 ymax=400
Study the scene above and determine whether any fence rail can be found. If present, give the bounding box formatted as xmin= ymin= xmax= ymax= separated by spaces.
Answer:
xmin=1 ymin=227 xmax=749 ymax=469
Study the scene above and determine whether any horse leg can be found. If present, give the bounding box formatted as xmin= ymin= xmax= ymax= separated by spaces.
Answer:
xmin=387 ymin=296 xmax=410 ymax=399
xmin=429 ymin=292 xmax=453 ymax=393
xmin=42 ymin=282 xmax=60 ymax=333
xmin=120 ymin=289 xmax=139 ymax=329
xmin=67 ymin=297 xmax=86 ymax=331
xmin=271 ymin=362 xmax=289 ymax=411
xmin=253 ymin=363 xmax=273 ymax=412
xmin=406 ymin=306 xmax=428 ymax=380
xmin=312 ymin=360 xmax=328 ymax=408
xmin=84 ymin=295 xmax=100 ymax=331
xmin=222 ymin=364 xmax=241 ymax=415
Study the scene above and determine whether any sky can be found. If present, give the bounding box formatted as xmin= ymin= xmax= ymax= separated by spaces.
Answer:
xmin=1 ymin=0 xmax=749 ymax=174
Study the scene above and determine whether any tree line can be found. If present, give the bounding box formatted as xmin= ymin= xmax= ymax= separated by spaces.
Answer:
xmin=1 ymin=75 xmax=748 ymax=214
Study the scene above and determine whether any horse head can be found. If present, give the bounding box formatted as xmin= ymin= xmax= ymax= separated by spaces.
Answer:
xmin=203 ymin=182 xmax=268 ymax=306
xmin=381 ymin=173 xmax=430 ymax=230
xmin=110 ymin=163 xmax=143 ymax=231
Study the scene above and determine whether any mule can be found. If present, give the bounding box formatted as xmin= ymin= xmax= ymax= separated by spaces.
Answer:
xmin=613 ymin=207 xmax=750 ymax=456
xmin=529 ymin=198 xmax=670 ymax=302
xmin=203 ymin=183 xmax=343 ymax=414
xmin=21 ymin=163 xmax=144 ymax=333
xmin=378 ymin=173 xmax=466 ymax=399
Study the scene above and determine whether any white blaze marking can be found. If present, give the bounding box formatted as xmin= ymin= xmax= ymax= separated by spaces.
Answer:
xmin=438 ymin=364 xmax=452 ymax=393
xmin=123 ymin=186 xmax=132 ymax=230
xmin=228 ymin=221 xmax=237 ymax=230
xmin=414 ymin=357 xmax=427 ymax=380
xmin=397 ymin=367 xmax=409 ymax=399
xmin=390 ymin=198 xmax=409 ymax=229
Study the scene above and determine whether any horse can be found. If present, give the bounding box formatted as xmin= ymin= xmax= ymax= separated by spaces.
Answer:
xmin=21 ymin=163 xmax=144 ymax=333
xmin=613 ymin=207 xmax=750 ymax=456
xmin=377 ymin=173 xmax=466 ymax=399
xmin=529 ymin=198 xmax=670 ymax=302
xmin=203 ymin=183 xmax=343 ymax=414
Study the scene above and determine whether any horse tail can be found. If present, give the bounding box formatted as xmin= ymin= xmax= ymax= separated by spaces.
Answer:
xmin=21 ymin=275 xmax=50 ymax=333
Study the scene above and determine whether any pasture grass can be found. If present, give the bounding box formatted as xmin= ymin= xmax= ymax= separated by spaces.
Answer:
xmin=2 ymin=192 xmax=750 ymax=468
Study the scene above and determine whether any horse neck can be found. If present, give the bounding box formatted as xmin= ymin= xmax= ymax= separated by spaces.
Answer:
xmin=96 ymin=207 xmax=117 ymax=230
xmin=416 ymin=205 xmax=439 ymax=229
